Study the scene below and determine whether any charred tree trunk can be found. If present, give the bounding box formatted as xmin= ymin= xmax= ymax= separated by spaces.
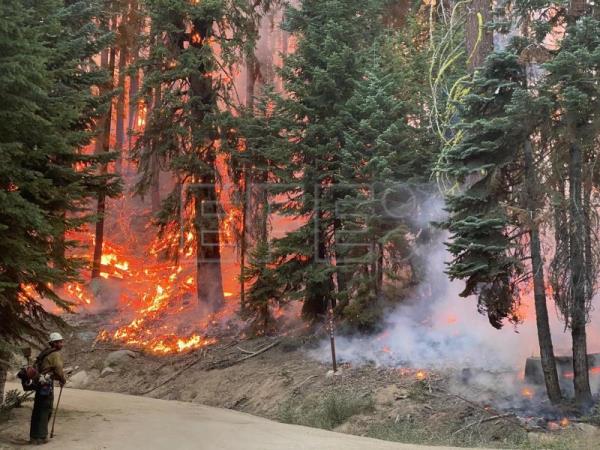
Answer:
xmin=524 ymin=139 xmax=563 ymax=404
xmin=189 ymin=18 xmax=224 ymax=312
xmin=568 ymin=135 xmax=593 ymax=406
xmin=465 ymin=0 xmax=494 ymax=71
xmin=91 ymin=44 xmax=116 ymax=280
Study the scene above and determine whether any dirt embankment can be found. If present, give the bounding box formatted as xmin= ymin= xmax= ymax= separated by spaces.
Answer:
xmin=4 ymin=317 xmax=600 ymax=449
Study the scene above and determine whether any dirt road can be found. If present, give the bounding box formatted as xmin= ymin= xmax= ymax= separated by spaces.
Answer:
xmin=0 ymin=383 xmax=471 ymax=450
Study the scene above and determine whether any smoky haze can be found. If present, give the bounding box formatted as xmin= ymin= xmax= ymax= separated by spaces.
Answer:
xmin=310 ymin=192 xmax=600 ymax=374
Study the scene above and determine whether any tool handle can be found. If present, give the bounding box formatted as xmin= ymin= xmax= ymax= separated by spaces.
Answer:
xmin=50 ymin=385 xmax=63 ymax=438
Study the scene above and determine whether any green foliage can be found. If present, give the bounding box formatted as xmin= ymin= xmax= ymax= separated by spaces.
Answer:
xmin=266 ymin=1 xmax=437 ymax=326
xmin=240 ymin=241 xmax=281 ymax=335
xmin=0 ymin=0 xmax=119 ymax=345
xmin=443 ymin=50 xmax=532 ymax=328
xmin=278 ymin=390 xmax=374 ymax=430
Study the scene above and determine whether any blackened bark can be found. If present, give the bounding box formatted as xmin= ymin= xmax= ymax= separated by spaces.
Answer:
xmin=523 ymin=140 xmax=563 ymax=404
xmin=189 ymin=18 xmax=224 ymax=312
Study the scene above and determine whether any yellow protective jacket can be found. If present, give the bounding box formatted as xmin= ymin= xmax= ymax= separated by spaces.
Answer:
xmin=39 ymin=349 xmax=66 ymax=385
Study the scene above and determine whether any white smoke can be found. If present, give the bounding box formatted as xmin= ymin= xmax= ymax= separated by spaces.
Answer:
xmin=310 ymin=195 xmax=600 ymax=373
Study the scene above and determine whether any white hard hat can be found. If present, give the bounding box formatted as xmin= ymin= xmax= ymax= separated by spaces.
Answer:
xmin=49 ymin=332 xmax=64 ymax=343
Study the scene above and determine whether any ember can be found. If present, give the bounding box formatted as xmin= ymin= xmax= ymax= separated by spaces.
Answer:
xmin=521 ymin=387 xmax=534 ymax=399
xmin=415 ymin=370 xmax=427 ymax=381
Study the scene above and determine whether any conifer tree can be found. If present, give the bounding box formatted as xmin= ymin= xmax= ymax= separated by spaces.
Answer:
xmin=269 ymin=0 xmax=389 ymax=321
xmin=134 ymin=0 xmax=271 ymax=313
xmin=0 ymin=0 xmax=119 ymax=395
xmin=544 ymin=15 xmax=600 ymax=407
xmin=338 ymin=33 xmax=435 ymax=330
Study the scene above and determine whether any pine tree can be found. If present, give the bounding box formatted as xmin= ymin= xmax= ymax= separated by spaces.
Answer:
xmin=0 ymin=0 xmax=119 ymax=395
xmin=133 ymin=0 xmax=271 ymax=313
xmin=269 ymin=0 xmax=389 ymax=321
xmin=544 ymin=15 xmax=600 ymax=407
xmin=240 ymin=241 xmax=281 ymax=335
xmin=338 ymin=31 xmax=435 ymax=330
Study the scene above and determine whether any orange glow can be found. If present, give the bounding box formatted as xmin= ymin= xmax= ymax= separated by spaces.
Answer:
xmin=191 ymin=32 xmax=202 ymax=44
xmin=521 ymin=387 xmax=534 ymax=399
xmin=559 ymin=418 xmax=570 ymax=427
xmin=415 ymin=370 xmax=427 ymax=381
xmin=445 ymin=314 xmax=458 ymax=324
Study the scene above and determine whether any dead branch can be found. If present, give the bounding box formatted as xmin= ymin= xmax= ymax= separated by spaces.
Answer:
xmin=292 ymin=374 xmax=318 ymax=393
xmin=206 ymin=340 xmax=280 ymax=370
xmin=236 ymin=346 xmax=256 ymax=355
xmin=137 ymin=349 xmax=208 ymax=395
xmin=235 ymin=341 xmax=279 ymax=362
xmin=452 ymin=413 xmax=515 ymax=435
xmin=437 ymin=388 xmax=526 ymax=430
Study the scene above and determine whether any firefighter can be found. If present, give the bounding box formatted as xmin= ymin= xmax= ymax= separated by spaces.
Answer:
xmin=29 ymin=332 xmax=66 ymax=445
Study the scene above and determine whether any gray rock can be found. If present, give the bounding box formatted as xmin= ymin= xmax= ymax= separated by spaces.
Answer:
xmin=104 ymin=350 xmax=137 ymax=368
xmin=69 ymin=370 xmax=90 ymax=389
xmin=575 ymin=423 xmax=598 ymax=434
xmin=100 ymin=367 xmax=116 ymax=377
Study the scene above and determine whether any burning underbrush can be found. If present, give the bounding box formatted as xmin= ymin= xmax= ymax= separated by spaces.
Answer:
xmin=57 ymin=200 xmax=242 ymax=355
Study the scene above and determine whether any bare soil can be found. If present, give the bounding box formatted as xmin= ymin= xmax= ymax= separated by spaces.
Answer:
xmin=3 ymin=314 xmax=600 ymax=449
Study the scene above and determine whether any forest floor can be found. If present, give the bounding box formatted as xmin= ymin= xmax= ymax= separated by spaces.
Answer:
xmin=3 ymin=313 xmax=600 ymax=449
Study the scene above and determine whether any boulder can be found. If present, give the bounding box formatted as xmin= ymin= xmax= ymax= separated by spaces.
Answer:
xmin=69 ymin=370 xmax=90 ymax=389
xmin=104 ymin=350 xmax=137 ymax=368
xmin=100 ymin=367 xmax=116 ymax=378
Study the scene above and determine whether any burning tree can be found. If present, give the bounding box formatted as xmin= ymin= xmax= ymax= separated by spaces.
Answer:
xmin=133 ymin=0 xmax=274 ymax=313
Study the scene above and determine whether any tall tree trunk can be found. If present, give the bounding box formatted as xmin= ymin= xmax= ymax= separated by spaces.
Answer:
xmin=149 ymin=87 xmax=161 ymax=213
xmin=524 ymin=140 xmax=563 ymax=404
xmin=115 ymin=45 xmax=128 ymax=174
xmin=0 ymin=350 xmax=8 ymax=405
xmin=240 ymin=55 xmax=258 ymax=308
xmin=128 ymin=67 xmax=139 ymax=146
xmin=465 ymin=0 xmax=494 ymax=71
xmin=92 ymin=44 xmax=116 ymax=279
xmin=568 ymin=134 xmax=593 ymax=406
xmin=189 ymin=18 xmax=224 ymax=312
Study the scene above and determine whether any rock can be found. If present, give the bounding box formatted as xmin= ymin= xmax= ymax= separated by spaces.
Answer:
xmin=325 ymin=368 xmax=343 ymax=378
xmin=574 ymin=423 xmax=598 ymax=434
xmin=100 ymin=367 xmax=116 ymax=378
xmin=104 ymin=350 xmax=137 ymax=368
xmin=76 ymin=331 xmax=97 ymax=342
xmin=69 ymin=370 xmax=90 ymax=389
xmin=374 ymin=385 xmax=407 ymax=406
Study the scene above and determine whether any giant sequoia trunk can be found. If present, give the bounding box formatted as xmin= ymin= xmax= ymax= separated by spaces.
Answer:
xmin=523 ymin=140 xmax=562 ymax=404
xmin=91 ymin=45 xmax=116 ymax=279
xmin=568 ymin=136 xmax=593 ymax=406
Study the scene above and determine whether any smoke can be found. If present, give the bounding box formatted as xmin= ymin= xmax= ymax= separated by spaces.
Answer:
xmin=310 ymin=193 xmax=600 ymax=374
